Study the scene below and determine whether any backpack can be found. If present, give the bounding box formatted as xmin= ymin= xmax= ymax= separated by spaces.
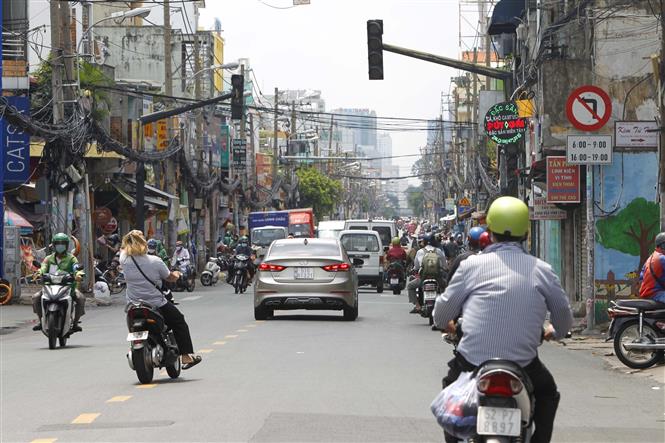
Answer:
xmin=421 ymin=249 xmax=442 ymax=279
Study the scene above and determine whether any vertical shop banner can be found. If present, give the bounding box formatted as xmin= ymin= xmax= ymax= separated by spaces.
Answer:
xmin=2 ymin=96 xmax=30 ymax=184
xmin=156 ymin=119 xmax=168 ymax=151
xmin=546 ymin=156 xmax=580 ymax=203
xmin=220 ymin=125 xmax=230 ymax=169
xmin=142 ymin=97 xmax=154 ymax=151
xmin=232 ymin=138 xmax=247 ymax=170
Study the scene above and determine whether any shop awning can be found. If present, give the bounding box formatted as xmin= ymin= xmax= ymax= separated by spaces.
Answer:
xmin=112 ymin=184 xmax=169 ymax=208
xmin=123 ymin=178 xmax=178 ymax=201
xmin=488 ymin=0 xmax=525 ymax=35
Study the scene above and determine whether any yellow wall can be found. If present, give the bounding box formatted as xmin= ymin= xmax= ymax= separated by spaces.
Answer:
xmin=213 ymin=33 xmax=225 ymax=93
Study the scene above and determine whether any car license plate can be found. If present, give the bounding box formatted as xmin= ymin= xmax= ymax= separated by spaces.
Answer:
xmin=127 ymin=331 xmax=148 ymax=341
xmin=477 ymin=406 xmax=521 ymax=437
xmin=424 ymin=290 xmax=437 ymax=300
xmin=294 ymin=267 xmax=314 ymax=280
xmin=390 ymin=278 xmax=399 ymax=285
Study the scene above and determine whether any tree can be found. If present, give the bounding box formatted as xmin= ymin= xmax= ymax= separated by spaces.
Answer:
xmin=405 ymin=185 xmax=424 ymax=217
xmin=295 ymin=167 xmax=343 ymax=219
xmin=596 ymin=197 xmax=659 ymax=270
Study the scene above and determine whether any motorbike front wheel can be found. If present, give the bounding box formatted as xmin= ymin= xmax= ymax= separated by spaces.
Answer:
xmin=47 ymin=312 xmax=58 ymax=350
xmin=166 ymin=357 xmax=181 ymax=379
xmin=614 ymin=321 xmax=664 ymax=369
xmin=186 ymin=278 xmax=195 ymax=293
xmin=132 ymin=347 xmax=154 ymax=384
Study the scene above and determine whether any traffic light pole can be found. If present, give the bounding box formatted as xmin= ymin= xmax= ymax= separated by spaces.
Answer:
xmin=140 ymin=92 xmax=233 ymax=125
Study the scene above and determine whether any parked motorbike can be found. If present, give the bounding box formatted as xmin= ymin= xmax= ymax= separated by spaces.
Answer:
xmin=200 ymin=255 xmax=222 ymax=286
xmin=172 ymin=258 xmax=195 ymax=292
xmin=419 ymin=278 xmax=439 ymax=325
xmin=40 ymin=269 xmax=79 ymax=349
xmin=443 ymin=320 xmax=536 ymax=442
xmin=387 ymin=261 xmax=406 ymax=295
xmin=232 ymin=254 xmax=250 ymax=294
xmin=125 ymin=301 xmax=181 ymax=384
xmin=102 ymin=260 xmax=126 ymax=295
xmin=607 ymin=298 xmax=665 ymax=369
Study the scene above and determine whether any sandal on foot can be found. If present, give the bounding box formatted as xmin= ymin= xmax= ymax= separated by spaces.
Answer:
xmin=182 ymin=354 xmax=202 ymax=370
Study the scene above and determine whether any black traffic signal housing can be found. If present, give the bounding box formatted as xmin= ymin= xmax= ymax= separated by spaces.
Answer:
xmin=231 ymin=74 xmax=244 ymax=120
xmin=367 ymin=19 xmax=384 ymax=80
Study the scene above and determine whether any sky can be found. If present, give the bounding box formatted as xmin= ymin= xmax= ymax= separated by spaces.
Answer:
xmin=199 ymin=0 xmax=465 ymax=183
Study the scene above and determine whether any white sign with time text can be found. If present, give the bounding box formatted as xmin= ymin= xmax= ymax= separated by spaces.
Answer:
xmin=566 ymin=135 xmax=613 ymax=165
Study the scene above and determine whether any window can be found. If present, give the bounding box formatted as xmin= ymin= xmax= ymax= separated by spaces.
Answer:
xmin=251 ymin=229 xmax=286 ymax=247
xmin=372 ymin=226 xmax=392 ymax=248
xmin=341 ymin=234 xmax=380 ymax=252
xmin=268 ymin=242 xmax=341 ymax=257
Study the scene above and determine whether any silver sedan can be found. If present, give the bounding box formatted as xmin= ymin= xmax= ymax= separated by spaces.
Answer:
xmin=253 ymin=238 xmax=359 ymax=321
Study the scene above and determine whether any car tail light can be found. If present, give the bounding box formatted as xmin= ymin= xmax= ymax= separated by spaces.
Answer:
xmin=322 ymin=263 xmax=351 ymax=272
xmin=477 ymin=371 xmax=523 ymax=397
xmin=258 ymin=263 xmax=287 ymax=272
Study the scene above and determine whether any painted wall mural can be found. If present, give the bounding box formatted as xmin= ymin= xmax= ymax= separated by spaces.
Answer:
xmin=594 ymin=151 xmax=659 ymax=300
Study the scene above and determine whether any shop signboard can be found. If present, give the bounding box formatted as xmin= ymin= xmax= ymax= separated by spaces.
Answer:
xmin=484 ymin=101 xmax=527 ymax=145
xmin=232 ymin=138 xmax=247 ymax=170
xmin=2 ymin=96 xmax=30 ymax=184
xmin=614 ymin=121 xmax=659 ymax=148
xmin=546 ymin=156 xmax=580 ymax=203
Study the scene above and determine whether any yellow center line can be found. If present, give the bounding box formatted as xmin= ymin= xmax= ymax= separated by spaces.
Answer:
xmin=30 ymin=439 xmax=57 ymax=443
xmin=71 ymin=413 xmax=100 ymax=424
xmin=136 ymin=384 xmax=157 ymax=389
xmin=225 ymin=335 xmax=238 ymax=339
xmin=213 ymin=341 xmax=227 ymax=345
xmin=106 ymin=395 xmax=132 ymax=403
xmin=198 ymin=348 xmax=214 ymax=353
xmin=244 ymin=324 xmax=257 ymax=328
xmin=255 ymin=321 xmax=266 ymax=324
xmin=236 ymin=329 xmax=248 ymax=332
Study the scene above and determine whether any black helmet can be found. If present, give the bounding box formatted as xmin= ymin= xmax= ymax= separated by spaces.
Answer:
xmin=656 ymin=232 xmax=665 ymax=249
xmin=422 ymin=233 xmax=433 ymax=246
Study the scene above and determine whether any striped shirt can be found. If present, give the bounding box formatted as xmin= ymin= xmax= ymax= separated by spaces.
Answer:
xmin=433 ymin=242 xmax=573 ymax=367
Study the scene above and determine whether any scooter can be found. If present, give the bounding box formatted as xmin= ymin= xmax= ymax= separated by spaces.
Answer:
xmin=232 ymin=254 xmax=250 ymax=294
xmin=419 ymin=278 xmax=439 ymax=326
xmin=40 ymin=270 xmax=79 ymax=349
xmin=387 ymin=261 xmax=406 ymax=295
xmin=200 ymin=255 xmax=222 ymax=286
xmin=443 ymin=320 xmax=536 ymax=442
xmin=102 ymin=259 xmax=126 ymax=295
xmin=172 ymin=258 xmax=195 ymax=292
xmin=125 ymin=301 xmax=181 ymax=384
xmin=607 ymin=298 xmax=665 ymax=369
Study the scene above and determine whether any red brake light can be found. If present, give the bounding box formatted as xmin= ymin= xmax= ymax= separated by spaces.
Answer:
xmin=322 ymin=263 xmax=351 ymax=272
xmin=258 ymin=263 xmax=287 ymax=272
xmin=477 ymin=372 xmax=523 ymax=397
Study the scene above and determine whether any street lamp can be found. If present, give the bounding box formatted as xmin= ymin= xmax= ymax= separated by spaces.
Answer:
xmin=77 ymin=7 xmax=152 ymax=56
xmin=184 ymin=62 xmax=240 ymax=91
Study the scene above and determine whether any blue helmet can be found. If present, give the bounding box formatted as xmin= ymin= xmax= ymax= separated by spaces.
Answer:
xmin=468 ymin=227 xmax=485 ymax=247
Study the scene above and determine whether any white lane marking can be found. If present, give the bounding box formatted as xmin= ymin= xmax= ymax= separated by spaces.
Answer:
xmin=360 ymin=301 xmax=411 ymax=305
xmin=180 ymin=295 xmax=202 ymax=301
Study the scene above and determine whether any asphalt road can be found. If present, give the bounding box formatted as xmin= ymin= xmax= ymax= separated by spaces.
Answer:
xmin=1 ymin=283 xmax=664 ymax=443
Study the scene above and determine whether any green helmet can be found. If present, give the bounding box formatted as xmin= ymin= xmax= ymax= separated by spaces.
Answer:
xmin=52 ymin=232 xmax=70 ymax=245
xmin=486 ymin=196 xmax=529 ymax=237
xmin=239 ymin=235 xmax=249 ymax=243
xmin=391 ymin=237 xmax=400 ymax=246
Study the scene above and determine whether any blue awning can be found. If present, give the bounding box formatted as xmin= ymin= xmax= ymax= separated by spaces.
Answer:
xmin=488 ymin=0 xmax=525 ymax=35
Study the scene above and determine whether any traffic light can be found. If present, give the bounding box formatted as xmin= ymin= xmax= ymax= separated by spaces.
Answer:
xmin=231 ymin=74 xmax=244 ymax=120
xmin=367 ymin=19 xmax=384 ymax=80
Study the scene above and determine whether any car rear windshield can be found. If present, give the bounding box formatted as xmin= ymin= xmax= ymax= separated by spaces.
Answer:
xmin=252 ymin=229 xmax=285 ymax=246
xmin=268 ymin=242 xmax=340 ymax=257
xmin=341 ymin=234 xmax=380 ymax=252
xmin=317 ymin=229 xmax=341 ymax=239
xmin=372 ymin=226 xmax=392 ymax=247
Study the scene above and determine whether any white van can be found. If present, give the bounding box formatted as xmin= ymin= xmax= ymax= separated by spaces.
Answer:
xmin=339 ymin=229 xmax=384 ymax=293
xmin=343 ymin=219 xmax=397 ymax=251
xmin=316 ymin=220 xmax=346 ymax=240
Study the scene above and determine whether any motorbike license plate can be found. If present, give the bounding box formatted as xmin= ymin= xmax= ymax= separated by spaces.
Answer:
xmin=390 ymin=278 xmax=399 ymax=285
xmin=126 ymin=331 xmax=148 ymax=341
xmin=294 ymin=267 xmax=314 ymax=280
xmin=477 ymin=406 xmax=521 ymax=437
xmin=424 ymin=290 xmax=437 ymax=300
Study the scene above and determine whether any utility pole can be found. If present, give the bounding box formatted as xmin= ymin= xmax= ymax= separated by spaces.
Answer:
xmin=194 ymin=30 xmax=205 ymax=270
xmin=163 ymin=0 xmax=177 ymax=251
xmin=327 ymin=115 xmax=334 ymax=175
xmin=49 ymin=0 xmax=65 ymax=238
xmin=272 ymin=87 xmax=279 ymax=184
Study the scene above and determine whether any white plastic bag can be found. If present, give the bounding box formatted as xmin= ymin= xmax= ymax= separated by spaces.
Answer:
xmin=430 ymin=371 xmax=479 ymax=439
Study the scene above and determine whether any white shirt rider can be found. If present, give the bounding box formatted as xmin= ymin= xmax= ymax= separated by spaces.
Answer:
xmin=171 ymin=244 xmax=191 ymax=268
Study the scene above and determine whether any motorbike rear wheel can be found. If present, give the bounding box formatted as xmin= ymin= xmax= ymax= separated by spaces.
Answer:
xmin=59 ymin=334 xmax=68 ymax=347
xmin=166 ymin=357 xmax=181 ymax=379
xmin=614 ymin=321 xmax=663 ymax=369
xmin=132 ymin=347 xmax=154 ymax=384
xmin=47 ymin=313 xmax=58 ymax=350
xmin=200 ymin=273 xmax=212 ymax=286
xmin=186 ymin=278 xmax=195 ymax=292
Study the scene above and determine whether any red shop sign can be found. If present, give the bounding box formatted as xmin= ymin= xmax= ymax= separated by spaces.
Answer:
xmin=546 ymin=156 xmax=580 ymax=204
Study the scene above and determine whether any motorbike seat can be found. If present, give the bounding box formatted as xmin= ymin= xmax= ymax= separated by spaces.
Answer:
xmin=615 ymin=299 xmax=665 ymax=311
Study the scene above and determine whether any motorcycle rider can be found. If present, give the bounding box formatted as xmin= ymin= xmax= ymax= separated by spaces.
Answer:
xmin=147 ymin=238 xmax=169 ymax=266
xmin=433 ymin=196 xmax=573 ymax=443
xmin=400 ymin=231 xmax=410 ymax=247
xmin=639 ymin=232 xmax=665 ymax=303
xmin=227 ymin=236 xmax=255 ymax=284
xmin=386 ymin=237 xmax=407 ymax=264
xmin=406 ymin=234 xmax=447 ymax=314
xmin=32 ymin=233 xmax=85 ymax=332
xmin=447 ymin=226 xmax=485 ymax=282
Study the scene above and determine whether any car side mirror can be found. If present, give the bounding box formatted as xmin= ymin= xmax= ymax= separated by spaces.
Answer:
xmin=352 ymin=258 xmax=364 ymax=266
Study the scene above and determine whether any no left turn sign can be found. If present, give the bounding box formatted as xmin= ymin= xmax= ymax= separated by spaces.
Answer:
xmin=566 ymin=85 xmax=612 ymax=132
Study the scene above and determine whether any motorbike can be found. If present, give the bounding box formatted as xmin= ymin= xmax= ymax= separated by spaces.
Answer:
xmin=40 ymin=269 xmax=79 ymax=349
xmin=419 ymin=278 xmax=439 ymax=325
xmin=443 ymin=320 xmax=536 ymax=442
xmin=102 ymin=259 xmax=126 ymax=295
xmin=232 ymin=254 xmax=250 ymax=294
xmin=125 ymin=301 xmax=181 ymax=384
xmin=200 ymin=255 xmax=222 ymax=286
xmin=93 ymin=259 xmax=112 ymax=300
xmin=607 ymin=298 xmax=665 ymax=369
xmin=387 ymin=261 xmax=406 ymax=295
xmin=172 ymin=258 xmax=195 ymax=292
